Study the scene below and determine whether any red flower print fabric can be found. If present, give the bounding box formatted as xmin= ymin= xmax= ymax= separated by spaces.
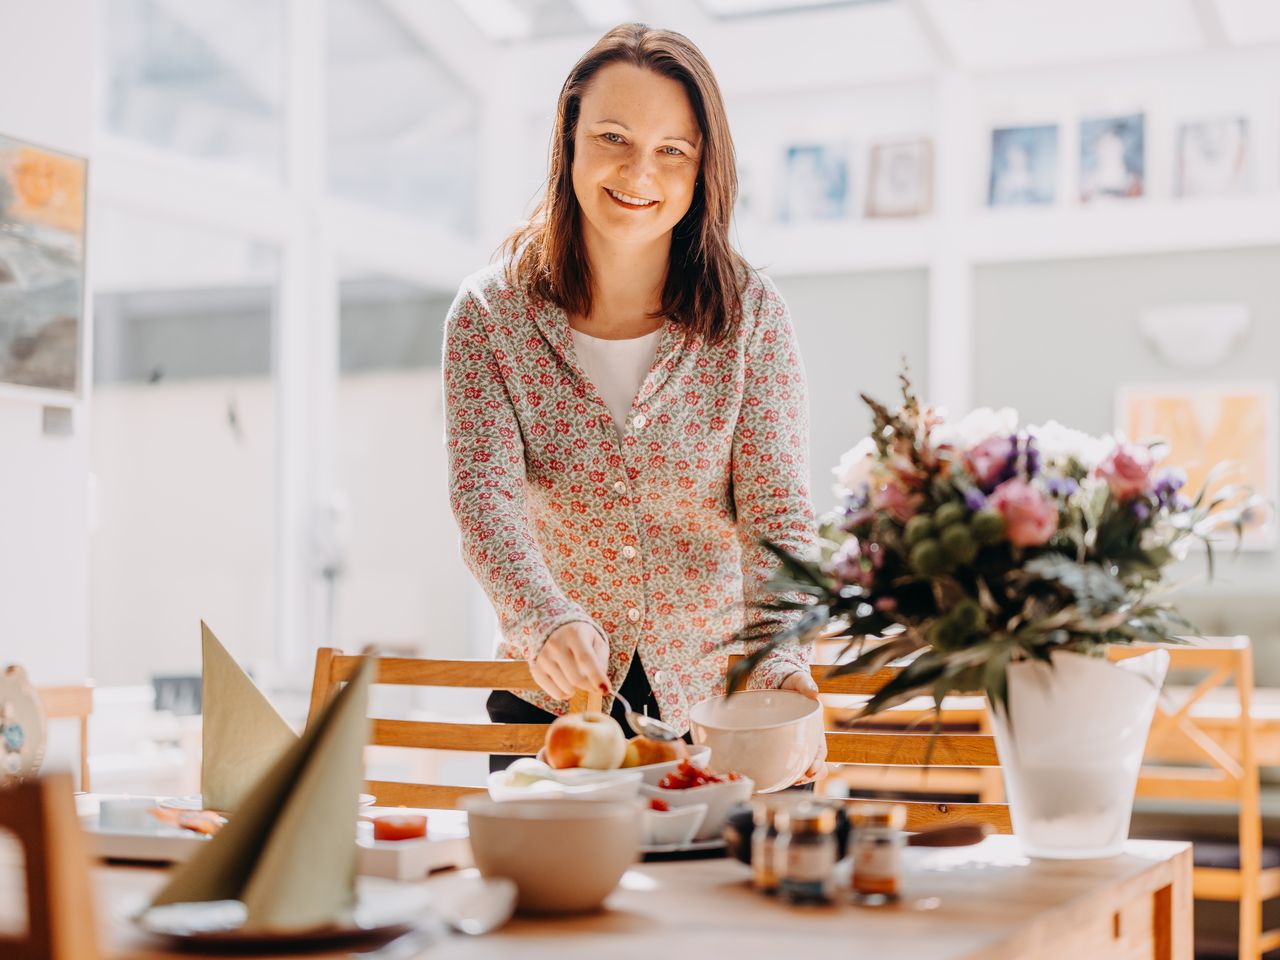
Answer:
xmin=443 ymin=264 xmax=817 ymax=733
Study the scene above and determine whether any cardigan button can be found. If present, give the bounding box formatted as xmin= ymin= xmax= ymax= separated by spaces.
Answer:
xmin=622 ymin=545 xmax=637 ymax=560
xmin=613 ymin=480 xmax=626 ymax=494
xmin=632 ymin=414 xmax=647 ymax=429
xmin=626 ymin=607 xmax=641 ymax=623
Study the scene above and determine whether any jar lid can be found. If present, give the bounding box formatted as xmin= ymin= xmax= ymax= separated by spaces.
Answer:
xmin=777 ymin=802 xmax=837 ymax=833
xmin=850 ymin=801 xmax=906 ymax=830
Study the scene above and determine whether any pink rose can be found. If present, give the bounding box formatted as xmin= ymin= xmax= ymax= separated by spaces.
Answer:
xmin=1094 ymin=443 xmax=1153 ymax=502
xmin=989 ymin=478 xmax=1058 ymax=547
xmin=871 ymin=480 xmax=924 ymax=524
xmin=964 ymin=436 xmax=1016 ymax=491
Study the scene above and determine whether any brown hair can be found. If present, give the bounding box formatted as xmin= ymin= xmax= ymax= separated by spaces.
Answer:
xmin=502 ymin=23 xmax=750 ymax=345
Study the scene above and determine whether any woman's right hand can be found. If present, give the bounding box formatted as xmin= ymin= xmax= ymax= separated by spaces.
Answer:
xmin=531 ymin=622 xmax=610 ymax=701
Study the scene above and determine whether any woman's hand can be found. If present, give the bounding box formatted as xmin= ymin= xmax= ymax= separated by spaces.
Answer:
xmin=531 ymin=622 xmax=610 ymax=702
xmin=780 ymin=669 xmax=828 ymax=785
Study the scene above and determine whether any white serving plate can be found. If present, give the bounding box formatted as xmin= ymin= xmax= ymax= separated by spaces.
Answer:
xmin=534 ymin=744 xmax=711 ymax=785
xmin=487 ymin=762 xmax=643 ymax=802
xmin=133 ymin=876 xmax=432 ymax=947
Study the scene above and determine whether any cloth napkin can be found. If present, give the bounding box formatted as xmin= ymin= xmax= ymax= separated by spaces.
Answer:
xmin=152 ymin=653 xmax=375 ymax=932
xmin=199 ymin=621 xmax=297 ymax=814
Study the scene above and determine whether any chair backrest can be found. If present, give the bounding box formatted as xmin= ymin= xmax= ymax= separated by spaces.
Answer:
xmin=1116 ymin=638 xmax=1260 ymax=861
xmin=728 ymin=656 xmax=1010 ymax=833
xmin=34 ymin=685 xmax=93 ymax=793
xmin=306 ymin=648 xmax=602 ymax=809
xmin=0 ymin=772 xmax=100 ymax=960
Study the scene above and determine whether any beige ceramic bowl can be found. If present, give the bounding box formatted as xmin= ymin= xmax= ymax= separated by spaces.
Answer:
xmin=689 ymin=689 xmax=823 ymax=793
xmin=462 ymin=797 xmax=641 ymax=913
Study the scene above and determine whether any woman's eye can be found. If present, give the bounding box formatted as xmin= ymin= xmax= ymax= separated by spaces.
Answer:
xmin=602 ymin=132 xmax=624 ymax=144
xmin=662 ymin=146 xmax=685 ymax=157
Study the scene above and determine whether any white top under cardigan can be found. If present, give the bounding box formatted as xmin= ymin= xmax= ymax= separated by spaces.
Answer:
xmin=569 ymin=326 xmax=664 ymax=439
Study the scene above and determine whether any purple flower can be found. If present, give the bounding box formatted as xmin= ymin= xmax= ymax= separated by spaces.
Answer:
xmin=1046 ymin=477 xmax=1079 ymax=499
xmin=963 ymin=487 xmax=987 ymax=511
xmin=965 ymin=436 xmax=1018 ymax=492
xmin=1023 ymin=437 xmax=1041 ymax=478
xmin=1132 ymin=500 xmax=1152 ymax=521
xmin=830 ymin=538 xmax=872 ymax=588
xmin=1153 ymin=467 xmax=1188 ymax=508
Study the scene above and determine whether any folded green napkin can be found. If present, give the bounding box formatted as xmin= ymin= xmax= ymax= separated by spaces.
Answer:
xmin=152 ymin=652 xmax=374 ymax=932
xmin=199 ymin=622 xmax=297 ymax=814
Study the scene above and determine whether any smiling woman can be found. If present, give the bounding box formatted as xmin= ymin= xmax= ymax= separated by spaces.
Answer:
xmin=444 ymin=23 xmax=825 ymax=784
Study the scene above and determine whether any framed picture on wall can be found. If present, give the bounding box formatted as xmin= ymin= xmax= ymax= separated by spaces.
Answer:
xmin=1080 ymin=113 xmax=1145 ymax=202
xmin=777 ymin=143 xmax=852 ymax=223
xmin=0 ymin=133 xmax=87 ymax=400
xmin=866 ymin=140 xmax=933 ymax=218
xmin=1116 ymin=382 xmax=1278 ymax=550
xmin=1176 ymin=116 xmax=1250 ymax=198
xmin=988 ymin=124 xmax=1058 ymax=207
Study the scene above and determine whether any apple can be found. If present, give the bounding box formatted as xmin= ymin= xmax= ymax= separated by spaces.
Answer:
xmin=621 ymin=737 xmax=687 ymax=768
xmin=544 ymin=712 xmax=627 ymax=770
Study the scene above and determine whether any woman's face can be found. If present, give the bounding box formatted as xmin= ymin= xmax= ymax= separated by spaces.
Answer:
xmin=571 ymin=62 xmax=703 ymax=249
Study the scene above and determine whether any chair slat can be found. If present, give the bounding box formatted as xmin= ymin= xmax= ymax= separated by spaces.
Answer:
xmin=893 ymin=800 xmax=1011 ymax=833
xmin=366 ymin=780 xmax=486 ymax=810
xmin=334 ymin=656 xmax=539 ymax=689
xmin=371 ymin=719 xmax=547 ymax=754
xmin=826 ymin=731 xmax=1000 ymax=767
xmin=1135 ymin=768 xmax=1239 ymax=802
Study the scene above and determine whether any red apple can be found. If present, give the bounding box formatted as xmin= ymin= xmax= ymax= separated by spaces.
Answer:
xmin=544 ymin=712 xmax=626 ymax=770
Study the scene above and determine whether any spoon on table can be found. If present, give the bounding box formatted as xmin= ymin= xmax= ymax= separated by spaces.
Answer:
xmin=349 ymin=876 xmax=516 ymax=958
xmin=605 ymin=683 xmax=682 ymax=741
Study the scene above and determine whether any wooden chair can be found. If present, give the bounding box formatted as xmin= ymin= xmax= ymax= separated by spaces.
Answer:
xmin=729 ymin=655 xmax=1011 ymax=833
xmin=306 ymin=648 xmax=602 ymax=809
xmin=1116 ymin=637 xmax=1273 ymax=960
xmin=34 ymin=685 xmax=93 ymax=793
xmin=0 ymin=772 xmax=100 ymax=960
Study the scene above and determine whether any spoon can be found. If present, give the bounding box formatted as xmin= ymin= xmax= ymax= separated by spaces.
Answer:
xmin=349 ymin=876 xmax=516 ymax=958
xmin=607 ymin=684 xmax=682 ymax=742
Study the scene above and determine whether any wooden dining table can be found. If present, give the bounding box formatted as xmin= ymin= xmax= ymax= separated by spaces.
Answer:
xmin=81 ymin=832 xmax=1190 ymax=960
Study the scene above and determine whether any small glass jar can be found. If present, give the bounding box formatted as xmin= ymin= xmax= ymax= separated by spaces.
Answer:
xmin=750 ymin=800 xmax=780 ymax=894
xmin=849 ymin=802 xmax=906 ymax=906
xmin=775 ymin=802 xmax=838 ymax=905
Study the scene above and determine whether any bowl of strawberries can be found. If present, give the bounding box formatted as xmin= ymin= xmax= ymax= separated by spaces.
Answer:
xmin=638 ymin=760 xmax=753 ymax=842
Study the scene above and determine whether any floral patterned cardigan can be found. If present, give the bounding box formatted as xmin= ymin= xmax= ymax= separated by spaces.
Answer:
xmin=442 ymin=263 xmax=817 ymax=734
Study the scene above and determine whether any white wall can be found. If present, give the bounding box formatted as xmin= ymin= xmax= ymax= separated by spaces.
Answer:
xmin=0 ymin=0 xmax=95 ymax=686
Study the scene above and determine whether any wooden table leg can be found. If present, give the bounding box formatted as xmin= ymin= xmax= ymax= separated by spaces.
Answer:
xmin=1157 ymin=846 xmax=1194 ymax=960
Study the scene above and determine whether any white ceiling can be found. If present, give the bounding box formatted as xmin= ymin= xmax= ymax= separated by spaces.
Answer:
xmin=426 ymin=0 xmax=1280 ymax=95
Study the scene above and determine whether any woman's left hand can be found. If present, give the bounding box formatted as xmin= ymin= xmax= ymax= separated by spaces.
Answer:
xmin=780 ymin=670 xmax=828 ymax=785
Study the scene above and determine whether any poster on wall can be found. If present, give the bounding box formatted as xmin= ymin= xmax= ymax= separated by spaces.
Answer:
xmin=866 ymin=140 xmax=933 ymax=218
xmin=777 ymin=143 xmax=852 ymax=223
xmin=1080 ymin=113 xmax=1145 ymax=202
xmin=0 ymin=134 xmax=87 ymax=399
xmin=1176 ymin=116 xmax=1250 ymax=198
xmin=987 ymin=124 xmax=1058 ymax=207
xmin=1116 ymin=382 xmax=1278 ymax=550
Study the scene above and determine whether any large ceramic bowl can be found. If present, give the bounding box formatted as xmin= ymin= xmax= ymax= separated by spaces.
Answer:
xmin=689 ymin=690 xmax=823 ymax=793
xmin=462 ymin=797 xmax=641 ymax=914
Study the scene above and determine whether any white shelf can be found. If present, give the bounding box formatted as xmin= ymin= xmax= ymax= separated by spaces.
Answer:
xmin=737 ymin=193 xmax=1280 ymax=277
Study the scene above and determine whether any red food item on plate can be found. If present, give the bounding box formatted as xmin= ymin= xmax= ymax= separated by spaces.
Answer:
xmin=657 ymin=759 xmax=741 ymax=790
xmin=649 ymin=798 xmax=670 ymax=812
xmin=373 ymin=814 xmax=428 ymax=841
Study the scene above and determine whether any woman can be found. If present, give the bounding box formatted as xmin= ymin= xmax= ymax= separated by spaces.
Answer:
xmin=443 ymin=23 xmax=824 ymax=783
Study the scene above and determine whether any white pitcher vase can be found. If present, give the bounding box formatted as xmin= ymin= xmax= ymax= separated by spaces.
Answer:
xmin=990 ymin=648 xmax=1169 ymax=859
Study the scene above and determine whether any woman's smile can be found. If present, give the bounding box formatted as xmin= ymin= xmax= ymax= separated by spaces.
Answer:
xmin=604 ymin=187 xmax=659 ymax=209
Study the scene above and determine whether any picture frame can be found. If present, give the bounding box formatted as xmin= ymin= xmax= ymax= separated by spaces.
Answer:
xmin=1080 ymin=113 xmax=1145 ymax=203
xmin=0 ymin=133 xmax=88 ymax=402
xmin=1176 ymin=116 xmax=1250 ymax=198
xmin=777 ymin=143 xmax=853 ymax=223
xmin=1116 ymin=382 xmax=1278 ymax=551
xmin=866 ymin=140 xmax=933 ymax=218
xmin=988 ymin=124 xmax=1059 ymax=207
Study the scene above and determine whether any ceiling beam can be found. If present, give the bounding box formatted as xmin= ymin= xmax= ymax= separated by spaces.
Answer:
xmin=903 ymin=0 xmax=956 ymax=70
xmin=1189 ymin=0 xmax=1229 ymax=47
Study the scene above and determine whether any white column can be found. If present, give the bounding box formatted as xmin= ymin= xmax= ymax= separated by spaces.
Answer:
xmin=928 ymin=69 xmax=976 ymax=417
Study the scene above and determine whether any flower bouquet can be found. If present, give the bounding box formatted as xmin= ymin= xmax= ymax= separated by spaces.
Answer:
xmin=727 ymin=374 xmax=1266 ymax=856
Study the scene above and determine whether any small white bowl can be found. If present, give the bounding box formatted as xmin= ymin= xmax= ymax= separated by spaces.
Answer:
xmin=463 ymin=797 xmax=641 ymax=913
xmin=487 ymin=761 xmax=642 ymax=803
xmin=639 ymin=776 xmax=754 ymax=842
xmin=690 ymin=690 xmax=823 ymax=793
xmin=535 ymin=744 xmax=712 ymax=786
xmin=641 ymin=802 xmax=708 ymax=847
